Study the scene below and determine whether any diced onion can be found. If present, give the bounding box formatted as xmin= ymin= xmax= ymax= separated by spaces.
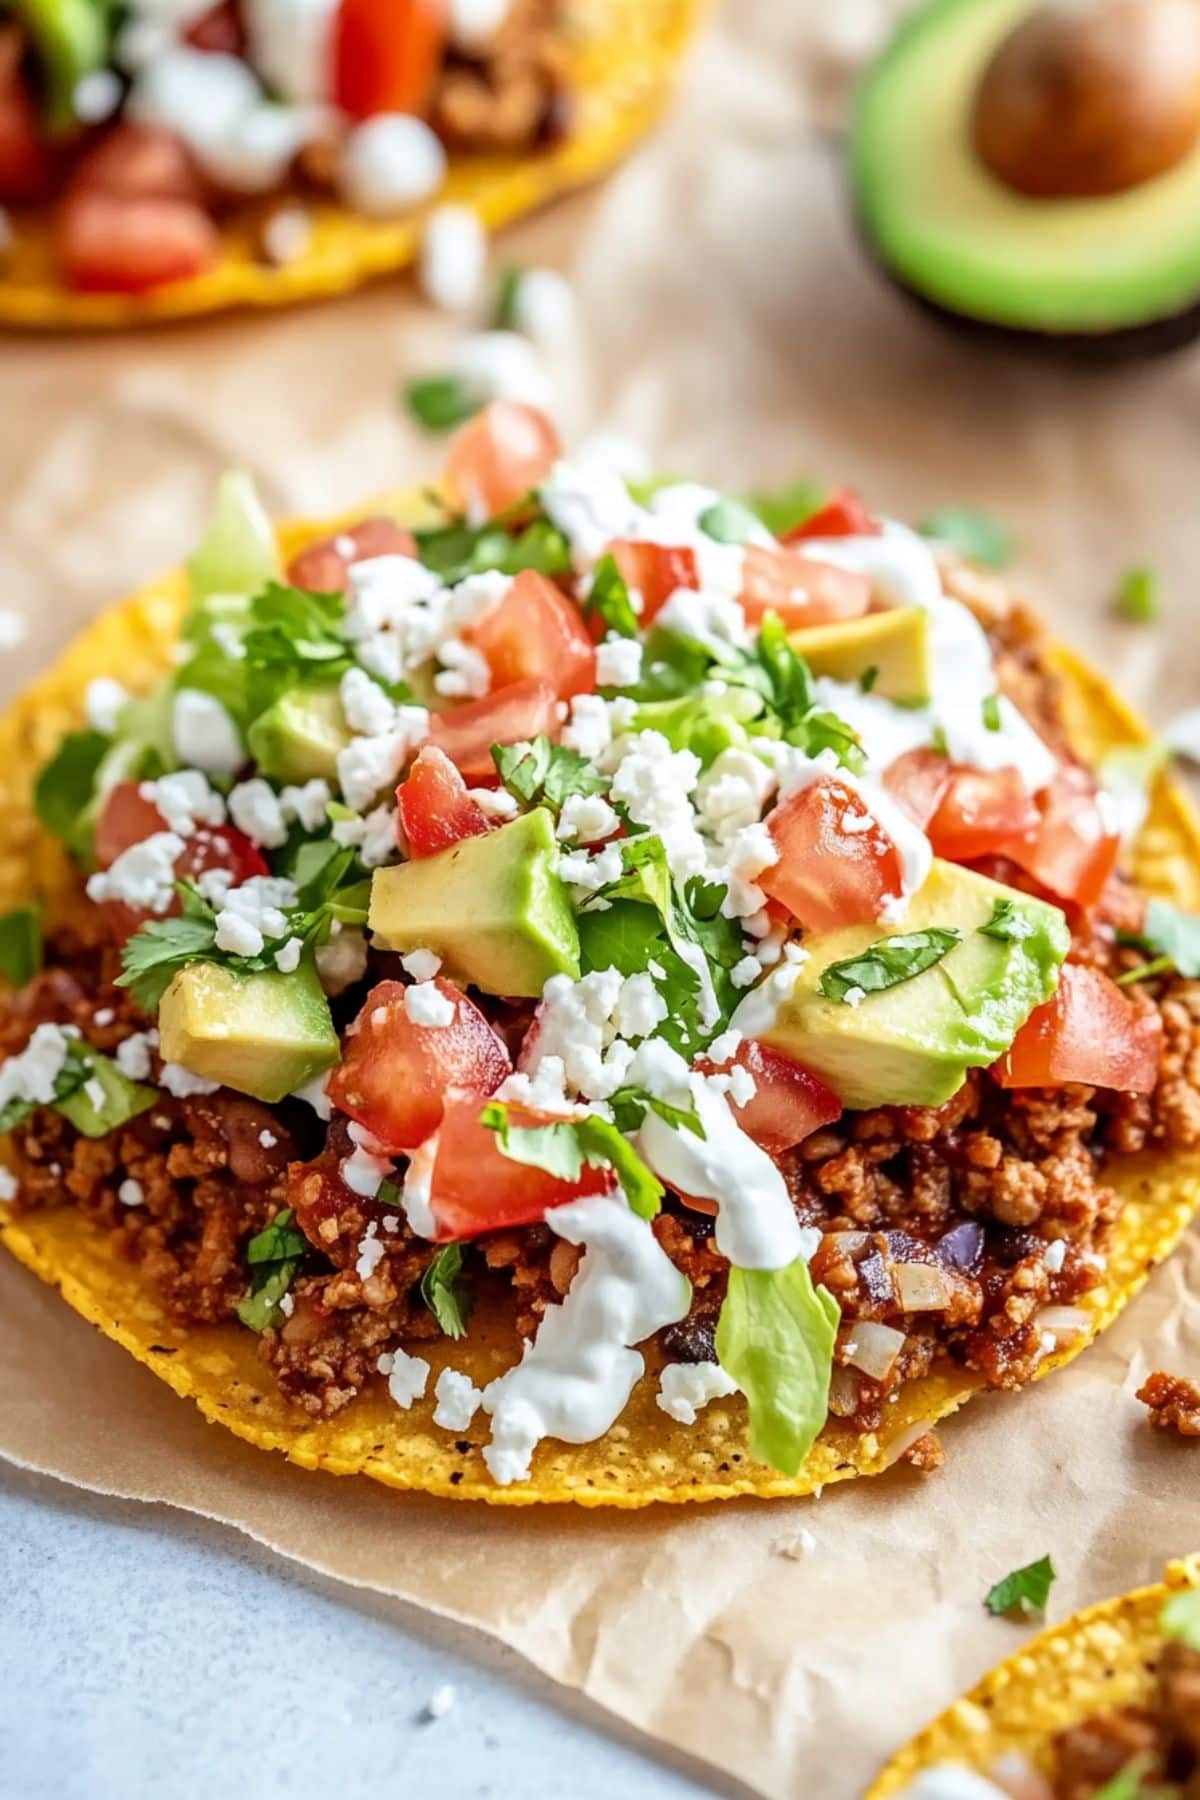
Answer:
xmin=1038 ymin=1305 xmax=1092 ymax=1344
xmin=844 ymin=1321 xmax=906 ymax=1381
xmin=880 ymin=1418 xmax=936 ymax=1468
xmin=893 ymin=1262 xmax=955 ymax=1312
xmin=827 ymin=1366 xmax=862 ymax=1416
xmin=824 ymin=1231 xmax=871 ymax=1255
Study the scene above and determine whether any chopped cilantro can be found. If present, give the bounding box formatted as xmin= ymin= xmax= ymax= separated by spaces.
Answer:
xmin=420 ymin=1243 xmax=472 ymax=1340
xmin=480 ymin=1101 xmax=665 ymax=1220
xmin=577 ymin=899 xmax=666 ymax=981
xmin=403 ymin=372 xmax=482 ymax=432
xmin=115 ymin=911 xmax=219 ymax=1013
xmin=920 ymin=507 xmax=1013 ymax=570
xmin=240 ymin=583 xmax=351 ymax=715
xmin=930 ymin=724 xmax=949 ymax=756
xmin=584 ymin=553 xmax=640 ymax=639
xmin=1117 ymin=898 xmax=1200 ymax=982
xmin=493 ymin=264 xmax=524 ymax=331
xmin=33 ymin=729 xmax=112 ymax=862
xmin=1116 ymin=566 xmax=1159 ymax=624
xmin=859 ymin=665 xmax=879 ymax=694
xmin=980 ymin=898 xmax=1033 ymax=943
xmin=491 ymin=735 xmax=608 ymax=810
xmin=981 ymin=693 xmax=1002 ymax=732
xmin=236 ymin=1207 xmax=309 ymax=1332
xmin=984 ymin=1554 xmax=1056 ymax=1619
xmin=608 ymin=1085 xmax=705 ymax=1139
xmin=819 ymin=927 xmax=961 ymax=1003
xmin=1160 ymin=1586 xmax=1200 ymax=1650
xmin=414 ymin=513 xmax=571 ymax=586
xmin=698 ymin=497 xmax=761 ymax=545
xmin=0 ymin=906 xmax=42 ymax=987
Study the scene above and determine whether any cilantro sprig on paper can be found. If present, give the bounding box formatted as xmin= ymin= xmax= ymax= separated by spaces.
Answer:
xmin=984 ymin=1554 xmax=1057 ymax=1619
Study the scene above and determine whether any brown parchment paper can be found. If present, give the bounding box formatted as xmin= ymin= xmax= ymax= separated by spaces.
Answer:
xmin=1 ymin=3 xmax=1199 ymax=1795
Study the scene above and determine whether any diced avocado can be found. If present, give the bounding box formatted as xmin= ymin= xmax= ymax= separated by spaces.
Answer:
xmin=188 ymin=471 xmax=280 ymax=608
xmin=761 ymin=860 xmax=1069 ymax=1109
xmin=157 ymin=961 xmax=339 ymax=1104
xmin=369 ymin=808 xmax=581 ymax=997
xmin=246 ymin=682 xmax=349 ymax=784
xmin=58 ymin=1055 xmax=157 ymax=1139
xmin=789 ymin=606 xmax=932 ymax=704
xmin=22 ymin=0 xmax=110 ymax=129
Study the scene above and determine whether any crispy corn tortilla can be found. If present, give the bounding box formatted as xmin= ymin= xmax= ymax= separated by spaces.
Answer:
xmin=866 ymin=1554 xmax=1200 ymax=1795
xmin=2 ymin=495 xmax=1200 ymax=1506
xmin=0 ymin=0 xmax=703 ymax=331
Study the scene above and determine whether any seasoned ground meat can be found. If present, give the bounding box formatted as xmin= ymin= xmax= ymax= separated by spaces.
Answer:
xmin=1137 ymin=1371 xmax=1200 ymax=1438
xmin=431 ymin=0 xmax=568 ymax=152
xmin=1051 ymin=1639 xmax=1200 ymax=1799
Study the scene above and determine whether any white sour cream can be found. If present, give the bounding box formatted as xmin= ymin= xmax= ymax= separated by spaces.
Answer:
xmin=480 ymin=1191 xmax=691 ymax=1485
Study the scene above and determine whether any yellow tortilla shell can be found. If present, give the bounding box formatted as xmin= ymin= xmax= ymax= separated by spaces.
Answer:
xmin=866 ymin=1554 xmax=1200 ymax=1794
xmin=1 ymin=494 xmax=1199 ymax=1506
xmin=0 ymin=0 xmax=703 ymax=330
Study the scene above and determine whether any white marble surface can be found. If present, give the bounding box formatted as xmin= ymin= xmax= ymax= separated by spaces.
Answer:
xmin=1 ymin=1465 xmax=719 ymax=1800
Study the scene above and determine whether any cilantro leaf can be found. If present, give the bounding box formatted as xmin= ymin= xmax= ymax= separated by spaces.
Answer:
xmin=116 ymin=913 xmax=219 ymax=1013
xmin=715 ymin=1260 xmax=839 ymax=1477
xmin=920 ymin=507 xmax=1013 ymax=570
xmin=981 ymin=693 xmax=1002 ymax=732
xmin=1118 ymin=899 xmax=1200 ymax=981
xmin=819 ymin=927 xmax=961 ymax=1003
xmin=608 ymin=1085 xmax=705 ymax=1139
xmin=420 ymin=1243 xmax=472 ymax=1340
xmin=1160 ymin=1586 xmax=1200 ymax=1650
xmin=404 ymin=373 xmax=482 ymax=432
xmin=741 ymin=479 xmax=826 ymax=538
xmin=584 ymin=553 xmax=640 ymax=638
xmin=1115 ymin=566 xmax=1159 ymax=624
xmin=480 ymin=1102 xmax=665 ymax=1220
xmin=0 ymin=907 xmax=41 ymax=986
xmin=984 ymin=1554 xmax=1056 ymax=1618
xmin=0 ymin=1034 xmax=93 ymax=1135
xmin=698 ymin=497 xmax=761 ymax=545
xmin=980 ymin=898 xmax=1033 ymax=943
xmin=577 ymin=899 xmax=667 ymax=979
xmin=493 ymin=265 xmax=524 ymax=331
xmin=33 ymin=729 xmax=111 ymax=860
xmin=492 ymin=735 xmax=607 ymax=810
xmin=241 ymin=583 xmax=351 ymax=714
xmin=414 ymin=513 xmax=571 ymax=586
xmin=236 ymin=1207 xmax=309 ymax=1332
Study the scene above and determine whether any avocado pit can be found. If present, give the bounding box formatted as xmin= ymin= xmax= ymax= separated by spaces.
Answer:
xmin=972 ymin=0 xmax=1200 ymax=199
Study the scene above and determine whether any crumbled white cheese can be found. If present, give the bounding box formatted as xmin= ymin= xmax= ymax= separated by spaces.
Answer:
xmin=355 ymin=1221 xmax=386 ymax=1280
xmin=595 ymin=635 xmax=643 ymax=689
xmin=377 ymin=1346 xmax=432 ymax=1409
xmin=433 ymin=637 xmax=492 ymax=700
xmin=339 ymin=114 xmax=446 ymax=217
xmin=613 ymin=972 xmax=668 ymax=1040
xmin=404 ymin=981 xmax=456 ymax=1029
xmin=719 ymin=820 xmax=778 ymax=920
xmin=115 ymin=1031 xmax=157 ymax=1083
xmin=731 ymin=955 xmax=762 ymax=990
xmin=468 ymin=786 xmax=519 ymax=820
xmin=273 ymin=936 xmax=304 ymax=973
xmin=555 ymin=793 xmax=620 ymax=844
xmin=695 ymin=747 xmax=777 ymax=843
xmin=93 ymin=1009 xmax=114 ymax=1028
xmin=400 ymin=948 xmax=442 ymax=982
xmin=280 ymin=778 xmax=332 ymax=832
xmin=420 ymin=204 xmax=487 ymax=312
xmin=73 ymin=67 xmax=123 ymax=123
xmin=118 ymin=1177 xmax=145 ymax=1208
xmin=337 ymin=711 xmax=428 ymax=811
xmin=342 ymin=1122 xmax=393 ymax=1201
xmin=159 ymin=1062 xmax=220 ymax=1098
xmin=0 ymin=1023 xmax=72 ymax=1113
xmin=258 ymin=1128 xmax=278 ymax=1149
xmin=261 ymin=203 xmax=313 ymax=266
xmin=84 ymin=677 xmax=129 ymax=735
xmin=212 ymin=874 xmax=297 ymax=957
xmin=432 ymin=1367 xmax=483 ymax=1432
xmin=86 ymin=832 xmax=185 ymax=916
xmin=557 ymin=840 xmax=625 ymax=896
xmin=140 ymin=770 xmax=227 ymax=839
xmin=340 ymin=666 xmax=398 ymax=737
xmin=656 ymin=1360 xmax=738 ymax=1425
xmin=229 ymin=778 xmax=287 ymax=848
xmin=172 ymin=688 xmax=245 ymax=776
xmin=608 ymin=732 xmax=706 ymax=882
xmin=525 ymin=969 xmax=642 ymax=1102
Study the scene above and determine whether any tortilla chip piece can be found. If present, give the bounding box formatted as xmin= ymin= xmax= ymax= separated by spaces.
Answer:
xmin=866 ymin=1555 xmax=1200 ymax=1794
xmin=0 ymin=0 xmax=703 ymax=330
xmin=2 ymin=498 xmax=1200 ymax=1505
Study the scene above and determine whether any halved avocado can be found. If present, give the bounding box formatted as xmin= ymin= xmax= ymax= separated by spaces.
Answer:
xmin=852 ymin=0 xmax=1200 ymax=354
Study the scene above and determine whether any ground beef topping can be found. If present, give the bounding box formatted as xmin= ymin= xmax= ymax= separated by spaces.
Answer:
xmin=1137 ymin=1371 xmax=1200 ymax=1439
xmin=1051 ymin=1638 xmax=1200 ymax=1799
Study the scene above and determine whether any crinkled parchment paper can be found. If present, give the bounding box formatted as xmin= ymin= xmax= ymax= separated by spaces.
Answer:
xmin=1 ymin=4 xmax=1198 ymax=1795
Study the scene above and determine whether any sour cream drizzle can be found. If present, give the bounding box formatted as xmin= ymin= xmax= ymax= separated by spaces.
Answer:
xmin=480 ymin=1191 xmax=691 ymax=1485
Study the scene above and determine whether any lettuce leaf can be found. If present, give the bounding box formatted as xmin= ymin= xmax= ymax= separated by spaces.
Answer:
xmin=715 ymin=1259 xmax=839 ymax=1476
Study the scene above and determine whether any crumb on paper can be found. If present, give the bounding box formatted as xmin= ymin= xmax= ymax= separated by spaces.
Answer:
xmin=422 ymin=1682 xmax=457 ymax=1722
xmin=772 ymin=1528 xmax=817 ymax=1561
xmin=0 ymin=610 xmax=27 ymax=651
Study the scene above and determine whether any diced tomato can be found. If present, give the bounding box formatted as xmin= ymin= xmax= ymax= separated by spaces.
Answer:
xmin=994 ymin=963 xmax=1162 ymax=1094
xmin=183 ymin=1 xmax=244 ymax=52
xmin=883 ymin=747 xmax=951 ymax=830
xmin=328 ymin=978 xmax=511 ymax=1153
xmin=443 ymin=401 xmax=561 ymax=524
xmin=996 ymin=763 xmax=1120 ymax=914
xmin=738 ymin=545 xmax=871 ymax=629
xmin=0 ymin=27 xmax=52 ymax=203
xmin=465 ymin=569 xmax=595 ymax=702
xmin=784 ymin=487 xmax=880 ymax=543
xmin=428 ymin=677 xmax=561 ymax=785
xmin=427 ymin=1093 xmax=614 ymax=1241
xmin=760 ymin=776 xmax=906 ymax=934
xmin=608 ymin=540 xmax=698 ymax=625
xmin=95 ymin=780 xmax=267 ymax=945
xmin=333 ymin=0 xmax=447 ymax=119
xmin=395 ymin=745 xmax=492 ymax=858
xmin=287 ymin=516 xmax=418 ymax=593
xmin=883 ymin=749 xmax=1042 ymax=866
xmin=58 ymin=190 xmax=219 ymax=292
xmin=68 ymin=123 xmax=203 ymax=204
xmin=696 ymin=1040 xmax=842 ymax=1154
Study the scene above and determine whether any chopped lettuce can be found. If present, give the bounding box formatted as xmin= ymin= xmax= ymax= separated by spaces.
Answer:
xmin=715 ymin=1260 xmax=839 ymax=1476
xmin=187 ymin=471 xmax=281 ymax=608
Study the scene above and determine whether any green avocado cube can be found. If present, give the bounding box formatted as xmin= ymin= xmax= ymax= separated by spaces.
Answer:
xmin=57 ymin=1054 xmax=157 ymax=1139
xmin=369 ymin=807 xmax=581 ymax=998
xmin=157 ymin=961 xmax=339 ymax=1105
xmin=788 ymin=606 xmax=933 ymax=704
xmin=761 ymin=860 xmax=1069 ymax=1109
xmin=246 ymin=683 xmax=350 ymax=785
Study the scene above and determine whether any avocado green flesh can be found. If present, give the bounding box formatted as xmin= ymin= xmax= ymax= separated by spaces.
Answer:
xmin=853 ymin=0 xmax=1200 ymax=333
xmin=246 ymin=684 xmax=349 ymax=785
xmin=761 ymin=860 xmax=1069 ymax=1109
xmin=58 ymin=1056 xmax=157 ymax=1139
xmin=157 ymin=961 xmax=339 ymax=1105
xmin=369 ymin=808 xmax=581 ymax=998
